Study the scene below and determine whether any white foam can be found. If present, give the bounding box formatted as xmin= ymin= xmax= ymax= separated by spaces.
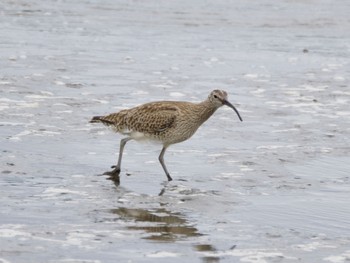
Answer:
xmin=151 ymin=83 xmax=172 ymax=89
xmin=131 ymin=90 xmax=149 ymax=95
xmin=257 ymin=144 xmax=298 ymax=150
xmin=0 ymin=98 xmax=25 ymax=103
xmin=53 ymin=103 xmax=70 ymax=107
xmin=208 ymin=153 xmax=227 ymax=157
xmin=54 ymin=259 xmax=101 ymax=263
xmin=324 ymin=251 xmax=350 ymax=263
xmin=152 ymin=71 xmax=162 ymax=75
xmin=272 ymin=128 xmax=299 ymax=133
xmin=65 ymin=232 xmax=96 ymax=247
xmin=9 ymin=130 xmax=32 ymax=141
xmin=39 ymin=187 xmax=88 ymax=197
xmin=0 ymin=81 xmax=12 ymax=85
xmin=284 ymin=90 xmax=300 ymax=96
xmin=117 ymin=198 xmax=129 ymax=203
xmin=169 ymin=92 xmax=185 ymax=97
xmin=300 ymin=84 xmax=327 ymax=91
xmin=0 ymin=122 xmax=28 ymax=126
xmin=54 ymin=80 xmax=65 ymax=86
xmin=56 ymin=110 xmax=73 ymax=114
xmin=0 ymin=258 xmax=12 ymax=263
xmin=221 ymin=172 xmax=240 ymax=177
xmin=25 ymin=94 xmax=52 ymax=99
xmin=265 ymin=101 xmax=285 ymax=105
xmin=336 ymin=111 xmax=350 ymax=116
xmin=327 ymin=63 xmax=342 ymax=69
xmin=334 ymin=76 xmax=345 ymax=81
xmin=294 ymin=241 xmax=336 ymax=252
xmin=0 ymin=105 xmax=9 ymax=111
xmin=250 ymin=88 xmax=265 ymax=94
xmin=71 ymin=174 xmax=85 ymax=178
xmin=92 ymin=99 xmax=109 ymax=104
xmin=19 ymin=102 xmax=39 ymax=108
xmin=239 ymin=165 xmax=254 ymax=172
xmin=39 ymin=131 xmax=61 ymax=136
xmin=32 ymin=73 xmax=44 ymax=77
xmin=332 ymin=90 xmax=350 ymax=96
xmin=0 ymin=228 xmax=30 ymax=238
xmin=244 ymin=74 xmax=259 ymax=79
xmin=147 ymin=251 xmax=180 ymax=258
xmin=199 ymin=248 xmax=295 ymax=262
xmin=320 ymin=148 xmax=333 ymax=153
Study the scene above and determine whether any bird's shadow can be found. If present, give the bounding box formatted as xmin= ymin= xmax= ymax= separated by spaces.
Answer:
xmin=97 ymin=169 xmax=189 ymax=195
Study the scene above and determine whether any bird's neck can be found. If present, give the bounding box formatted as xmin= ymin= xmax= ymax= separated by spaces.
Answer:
xmin=195 ymin=99 xmax=219 ymax=124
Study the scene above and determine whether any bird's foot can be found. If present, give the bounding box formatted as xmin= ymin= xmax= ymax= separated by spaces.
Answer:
xmin=166 ymin=174 xmax=173 ymax=181
xmin=103 ymin=166 xmax=121 ymax=176
xmin=103 ymin=167 xmax=121 ymax=185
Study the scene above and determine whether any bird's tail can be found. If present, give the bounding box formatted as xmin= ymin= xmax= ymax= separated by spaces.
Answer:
xmin=90 ymin=116 xmax=116 ymax=125
xmin=90 ymin=116 xmax=103 ymax=123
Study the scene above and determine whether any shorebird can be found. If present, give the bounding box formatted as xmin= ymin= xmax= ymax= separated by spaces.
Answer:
xmin=90 ymin=89 xmax=242 ymax=183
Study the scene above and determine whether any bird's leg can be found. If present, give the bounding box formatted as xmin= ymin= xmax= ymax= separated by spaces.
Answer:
xmin=104 ymin=137 xmax=132 ymax=177
xmin=158 ymin=146 xmax=172 ymax=181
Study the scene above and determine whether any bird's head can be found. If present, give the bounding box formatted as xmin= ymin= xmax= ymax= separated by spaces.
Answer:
xmin=208 ymin=89 xmax=243 ymax=122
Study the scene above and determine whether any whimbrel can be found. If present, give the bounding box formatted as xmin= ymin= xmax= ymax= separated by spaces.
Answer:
xmin=90 ymin=90 xmax=242 ymax=182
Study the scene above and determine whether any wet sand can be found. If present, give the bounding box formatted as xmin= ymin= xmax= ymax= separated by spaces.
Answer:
xmin=1 ymin=0 xmax=350 ymax=262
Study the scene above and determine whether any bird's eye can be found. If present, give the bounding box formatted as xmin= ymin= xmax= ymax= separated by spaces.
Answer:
xmin=213 ymin=95 xmax=218 ymax=99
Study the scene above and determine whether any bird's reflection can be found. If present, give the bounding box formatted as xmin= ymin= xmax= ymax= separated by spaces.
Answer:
xmin=195 ymin=244 xmax=221 ymax=263
xmin=110 ymin=207 xmax=200 ymax=242
xmin=108 ymin=206 xmax=232 ymax=262
xmin=94 ymin=149 xmax=233 ymax=262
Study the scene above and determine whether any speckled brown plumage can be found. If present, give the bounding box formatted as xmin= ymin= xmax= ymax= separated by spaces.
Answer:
xmin=90 ymin=89 xmax=242 ymax=183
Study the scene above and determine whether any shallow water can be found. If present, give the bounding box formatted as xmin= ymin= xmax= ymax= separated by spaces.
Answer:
xmin=1 ymin=0 xmax=350 ymax=262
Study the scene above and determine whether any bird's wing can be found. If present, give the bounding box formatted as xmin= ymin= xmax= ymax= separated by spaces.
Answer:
xmin=125 ymin=102 xmax=179 ymax=134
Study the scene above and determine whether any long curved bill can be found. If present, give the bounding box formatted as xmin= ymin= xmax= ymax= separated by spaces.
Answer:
xmin=223 ymin=100 xmax=243 ymax=122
